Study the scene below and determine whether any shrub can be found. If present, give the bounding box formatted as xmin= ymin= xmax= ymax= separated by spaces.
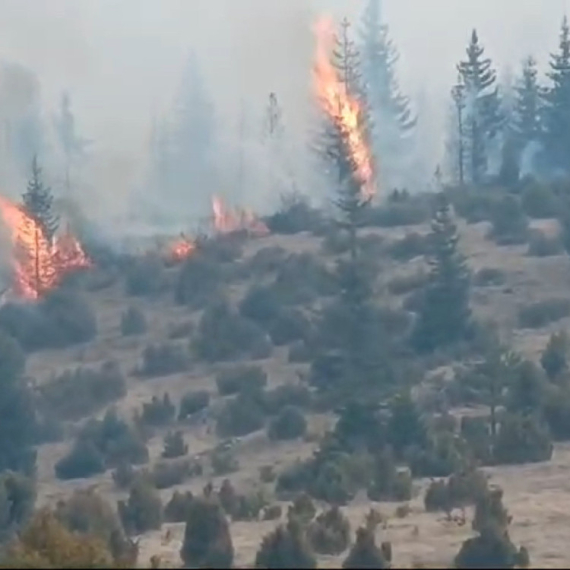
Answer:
xmin=342 ymin=527 xmax=390 ymax=569
xmin=180 ymin=497 xmax=234 ymax=569
xmin=473 ymin=267 xmax=506 ymax=287
xmin=54 ymin=488 xmax=136 ymax=565
xmin=118 ymin=479 xmax=162 ymax=535
xmin=140 ymin=342 xmax=189 ymax=377
xmin=216 ymin=365 xmax=267 ymax=397
xmin=268 ymin=406 xmax=308 ymax=441
xmin=260 ymin=465 xmax=276 ymax=483
xmin=527 ymin=230 xmax=564 ymax=257
xmin=266 ymin=192 xmax=323 ymax=235
xmin=232 ymin=491 xmax=268 ymax=522
xmin=387 ymin=271 xmax=429 ymax=295
xmin=162 ymin=431 xmax=188 ymax=459
xmin=55 ymin=439 xmax=106 ymax=480
xmin=517 ymin=298 xmax=570 ymax=329
xmin=543 ymin=388 xmax=570 ymax=440
xmin=216 ymin=393 xmax=266 ymax=438
xmin=424 ymin=468 xmax=488 ymax=512
xmin=194 ymin=301 xmax=272 ymax=362
xmin=254 ymin=519 xmax=317 ymax=569
xmin=264 ymin=384 xmax=313 ymax=415
xmin=211 ymin=448 xmax=239 ymax=476
xmin=151 ymin=459 xmax=198 ymax=490
xmin=168 ymin=320 xmax=194 ymax=340
xmin=493 ymin=414 xmax=553 ymax=465
xmin=387 ymin=232 xmax=431 ymax=261
xmin=366 ymin=201 xmax=430 ymax=228
xmin=263 ymin=504 xmax=283 ymax=521
xmin=541 ymin=331 xmax=569 ymax=380
xmin=245 ymin=246 xmax=289 ymax=277
xmin=175 ymin=254 xmax=222 ymax=308
xmin=288 ymin=493 xmax=316 ymax=523
xmin=307 ymin=506 xmax=351 ymax=555
xmin=139 ymin=393 xmax=176 ymax=427
xmin=0 ymin=471 xmax=35 ymax=543
xmin=288 ymin=340 xmax=313 ymax=363
xmin=367 ymin=449 xmax=413 ymax=502
xmin=521 ymin=182 xmax=559 ymax=219
xmin=179 ymin=390 xmax=211 ymax=419
xmin=1 ymin=510 xmax=116 ymax=568
xmin=488 ymin=195 xmax=529 ymax=245
xmin=125 ymin=254 xmax=164 ymax=297
xmin=268 ymin=310 xmax=313 ymax=347
xmin=120 ymin=307 xmax=147 ymax=336
xmin=40 ymin=361 xmax=126 ymax=421
xmin=239 ymin=285 xmax=282 ymax=325
xmin=164 ymin=490 xmax=194 ymax=523
xmin=112 ymin=461 xmax=137 ymax=490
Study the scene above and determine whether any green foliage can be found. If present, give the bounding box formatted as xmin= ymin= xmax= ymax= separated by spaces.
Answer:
xmin=111 ymin=461 xmax=137 ymax=490
xmin=493 ymin=414 xmax=553 ymax=465
xmin=178 ymin=390 xmax=210 ymax=419
xmin=55 ymin=409 xmax=148 ymax=480
xmin=268 ymin=406 xmax=308 ymax=441
xmin=266 ymin=192 xmax=324 ymax=235
xmin=216 ymin=393 xmax=266 ymax=438
xmin=488 ymin=195 xmax=529 ymax=245
xmin=140 ymin=342 xmax=189 ymax=377
xmin=387 ymin=392 xmax=427 ymax=457
xmin=387 ymin=232 xmax=431 ymax=261
xmin=268 ymin=309 xmax=313 ymax=347
xmin=125 ymin=254 xmax=165 ymax=297
xmin=118 ymin=479 xmax=162 ymax=535
xmin=521 ymin=182 xmax=559 ymax=219
xmin=527 ymin=230 xmax=563 ymax=257
xmin=254 ymin=518 xmax=317 ymax=569
xmin=0 ymin=330 xmax=37 ymax=475
xmin=473 ymin=267 xmax=506 ymax=287
xmin=411 ymin=194 xmax=472 ymax=352
xmin=541 ymin=331 xmax=569 ymax=380
xmin=164 ymin=490 xmax=194 ymax=523
xmin=216 ymin=365 xmax=267 ymax=396
xmin=517 ymin=298 xmax=570 ymax=329
xmin=424 ymin=467 xmax=488 ymax=513
xmin=193 ymin=300 xmax=272 ymax=362
xmin=262 ymin=504 xmax=283 ymax=521
xmin=120 ymin=307 xmax=147 ymax=336
xmin=342 ymin=527 xmax=389 ymax=569
xmin=0 ymin=471 xmax=35 ymax=543
xmin=211 ymin=448 xmax=239 ymax=476
xmin=138 ymin=393 xmax=176 ymax=427
xmin=162 ymin=431 xmax=188 ymax=459
xmin=543 ymin=388 xmax=570 ymax=440
xmin=175 ymin=254 xmax=222 ymax=308
xmin=307 ymin=506 xmax=351 ymax=555
xmin=387 ymin=270 xmax=430 ymax=295
xmin=289 ymin=493 xmax=316 ymax=523
xmin=22 ymin=156 xmax=59 ymax=242
xmin=180 ymin=497 xmax=234 ymax=569
xmin=150 ymin=459 xmax=199 ymax=489
xmin=54 ymin=488 xmax=136 ymax=565
xmin=367 ymin=450 xmax=413 ymax=502
xmin=40 ymin=361 xmax=126 ymax=421
xmin=366 ymin=201 xmax=430 ymax=228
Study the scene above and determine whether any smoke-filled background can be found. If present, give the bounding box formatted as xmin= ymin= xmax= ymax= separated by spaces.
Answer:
xmin=0 ymin=0 xmax=566 ymax=240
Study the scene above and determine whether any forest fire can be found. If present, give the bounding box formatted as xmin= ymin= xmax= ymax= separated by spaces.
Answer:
xmin=211 ymin=195 xmax=269 ymax=237
xmin=166 ymin=233 xmax=196 ymax=263
xmin=313 ymin=16 xmax=376 ymax=200
xmin=0 ymin=196 xmax=91 ymax=300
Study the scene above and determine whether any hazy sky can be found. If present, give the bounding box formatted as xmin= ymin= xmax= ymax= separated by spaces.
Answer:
xmin=0 ymin=0 xmax=566 ymax=210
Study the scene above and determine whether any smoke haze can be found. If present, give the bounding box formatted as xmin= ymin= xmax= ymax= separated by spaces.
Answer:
xmin=0 ymin=0 xmax=566 ymax=235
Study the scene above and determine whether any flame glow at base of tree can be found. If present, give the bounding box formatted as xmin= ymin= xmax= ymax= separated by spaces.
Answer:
xmin=313 ymin=16 xmax=376 ymax=201
xmin=0 ymin=195 xmax=91 ymax=301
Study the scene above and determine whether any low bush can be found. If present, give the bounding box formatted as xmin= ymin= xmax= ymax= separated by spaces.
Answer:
xmin=40 ymin=361 xmax=125 ymax=421
xmin=288 ymin=493 xmax=316 ymax=523
xmin=387 ymin=232 xmax=431 ymax=261
xmin=120 ymin=307 xmax=147 ymax=336
xmin=268 ymin=309 xmax=313 ymax=347
xmin=527 ymin=230 xmax=564 ymax=257
xmin=387 ymin=271 xmax=429 ymax=295
xmin=245 ymin=246 xmax=289 ymax=276
xmin=307 ymin=506 xmax=351 ymax=555
xmin=164 ymin=490 xmax=194 ymax=523
xmin=488 ymin=195 xmax=529 ymax=245
xmin=216 ymin=365 xmax=267 ymax=396
xmin=268 ymin=406 xmax=308 ymax=441
xmin=262 ymin=504 xmax=283 ymax=521
xmin=140 ymin=342 xmax=189 ymax=377
xmin=211 ymin=448 xmax=240 ymax=476
xmin=0 ymin=471 xmax=35 ymax=543
xmin=217 ymin=393 xmax=265 ymax=438
xmin=342 ymin=527 xmax=390 ymax=569
xmin=473 ymin=267 xmax=506 ymax=287
xmin=175 ymin=254 xmax=223 ymax=309
xmin=162 ymin=431 xmax=188 ymax=459
xmin=178 ymin=390 xmax=210 ymax=419
xmin=517 ymin=298 xmax=570 ymax=329
xmin=264 ymin=383 xmax=313 ymax=415
xmin=424 ymin=468 xmax=489 ymax=512
xmin=137 ymin=393 xmax=176 ymax=427
xmin=118 ymin=479 xmax=162 ymax=535
xmin=125 ymin=254 xmax=165 ymax=297
xmin=151 ymin=459 xmax=199 ymax=490
xmin=194 ymin=301 xmax=272 ymax=362
xmin=266 ymin=192 xmax=323 ymax=235
xmin=366 ymin=201 xmax=430 ymax=228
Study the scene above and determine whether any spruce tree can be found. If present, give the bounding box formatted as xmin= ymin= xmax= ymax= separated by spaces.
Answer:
xmin=411 ymin=194 xmax=472 ymax=352
xmin=22 ymin=156 xmax=59 ymax=243
xmin=541 ymin=16 xmax=570 ymax=174
xmin=512 ymin=56 xmax=542 ymax=153
xmin=457 ymin=30 xmax=502 ymax=185
xmin=359 ymin=0 xmax=415 ymax=188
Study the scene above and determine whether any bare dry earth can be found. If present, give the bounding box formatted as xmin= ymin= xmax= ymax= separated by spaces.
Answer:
xmin=28 ymin=217 xmax=570 ymax=568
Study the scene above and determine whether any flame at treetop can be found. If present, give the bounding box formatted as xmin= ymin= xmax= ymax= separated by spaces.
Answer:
xmin=0 ymin=195 xmax=91 ymax=300
xmin=167 ymin=233 xmax=196 ymax=263
xmin=313 ymin=16 xmax=376 ymax=201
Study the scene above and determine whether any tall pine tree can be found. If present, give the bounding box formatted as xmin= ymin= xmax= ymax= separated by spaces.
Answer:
xmin=512 ymin=57 xmax=542 ymax=155
xmin=457 ymin=30 xmax=502 ymax=185
xmin=411 ymin=194 xmax=472 ymax=352
xmin=358 ymin=0 xmax=415 ymax=189
xmin=541 ymin=16 xmax=570 ymax=174
xmin=22 ymin=156 xmax=59 ymax=244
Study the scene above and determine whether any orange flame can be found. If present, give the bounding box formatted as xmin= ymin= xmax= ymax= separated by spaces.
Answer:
xmin=0 ymin=196 xmax=91 ymax=300
xmin=212 ymin=195 xmax=269 ymax=237
xmin=167 ymin=233 xmax=196 ymax=263
xmin=313 ymin=16 xmax=376 ymax=200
